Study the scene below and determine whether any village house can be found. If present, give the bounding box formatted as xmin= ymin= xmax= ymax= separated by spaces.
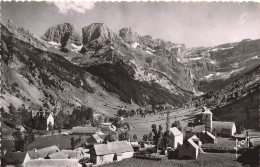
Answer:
xmin=168 ymin=127 xmax=183 ymax=148
xmin=178 ymin=138 xmax=199 ymax=159
xmin=90 ymin=144 xmax=114 ymax=165
xmin=90 ymin=140 xmax=134 ymax=165
xmin=107 ymin=142 xmax=123 ymax=161
xmin=33 ymin=111 xmax=54 ymax=131
xmin=46 ymin=151 xmax=68 ymax=159
xmin=72 ymin=125 xmax=97 ymax=135
xmin=27 ymin=145 xmax=60 ymax=159
xmin=87 ymin=134 xmax=104 ymax=144
xmin=199 ymin=131 xmax=216 ymax=144
xmin=24 ymin=159 xmax=82 ymax=167
xmin=117 ymin=140 xmax=134 ymax=159
xmin=2 ymin=151 xmax=31 ymax=166
xmin=190 ymin=135 xmax=202 ymax=147
xmin=61 ymin=149 xmax=87 ymax=160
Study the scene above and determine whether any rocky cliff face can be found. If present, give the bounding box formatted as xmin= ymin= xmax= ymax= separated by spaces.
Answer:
xmin=42 ymin=23 xmax=82 ymax=51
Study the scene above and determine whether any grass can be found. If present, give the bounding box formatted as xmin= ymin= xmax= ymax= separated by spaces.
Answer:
xmin=102 ymin=153 xmax=243 ymax=167
xmin=2 ymin=134 xmax=90 ymax=152
xmin=202 ymin=137 xmax=248 ymax=153
xmin=26 ymin=134 xmax=89 ymax=150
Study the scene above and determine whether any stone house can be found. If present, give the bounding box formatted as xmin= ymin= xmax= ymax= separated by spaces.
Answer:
xmin=33 ymin=111 xmax=54 ymax=131
xmin=199 ymin=131 xmax=216 ymax=143
xmin=178 ymin=138 xmax=199 ymax=159
xmin=168 ymin=127 xmax=183 ymax=148
xmin=90 ymin=144 xmax=114 ymax=165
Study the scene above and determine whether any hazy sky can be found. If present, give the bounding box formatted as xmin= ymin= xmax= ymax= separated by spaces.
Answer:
xmin=2 ymin=1 xmax=260 ymax=47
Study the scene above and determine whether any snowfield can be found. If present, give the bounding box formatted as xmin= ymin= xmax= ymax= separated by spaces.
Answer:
xmin=131 ymin=42 xmax=139 ymax=48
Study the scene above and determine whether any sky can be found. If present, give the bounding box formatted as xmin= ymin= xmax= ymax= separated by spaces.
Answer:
xmin=2 ymin=1 xmax=260 ymax=47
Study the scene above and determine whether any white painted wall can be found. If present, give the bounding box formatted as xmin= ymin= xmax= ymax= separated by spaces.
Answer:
xmin=122 ymin=151 xmax=134 ymax=159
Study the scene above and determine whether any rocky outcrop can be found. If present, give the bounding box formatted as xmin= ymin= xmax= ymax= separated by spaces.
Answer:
xmin=82 ymin=23 xmax=120 ymax=49
xmin=42 ymin=23 xmax=82 ymax=48
xmin=1 ymin=20 xmax=49 ymax=50
xmin=119 ymin=28 xmax=140 ymax=44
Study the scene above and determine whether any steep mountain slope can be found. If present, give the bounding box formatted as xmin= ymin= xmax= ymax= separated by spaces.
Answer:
xmin=191 ymin=63 xmax=260 ymax=111
xmin=0 ymin=21 xmax=139 ymax=116
xmin=181 ymin=39 xmax=260 ymax=92
xmin=71 ymin=23 xmax=195 ymax=105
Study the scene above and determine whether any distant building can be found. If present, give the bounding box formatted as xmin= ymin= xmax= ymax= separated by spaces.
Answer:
xmin=61 ymin=149 xmax=86 ymax=160
xmin=178 ymin=138 xmax=199 ymax=159
xmin=46 ymin=152 xmax=68 ymax=159
xmin=202 ymin=109 xmax=213 ymax=132
xmin=27 ymin=145 xmax=60 ymax=159
xmin=107 ymin=142 xmax=123 ymax=161
xmin=212 ymin=121 xmax=236 ymax=137
xmin=90 ymin=141 xmax=134 ymax=165
xmin=186 ymin=109 xmax=236 ymax=138
xmin=199 ymin=131 xmax=216 ymax=144
xmin=2 ymin=152 xmax=31 ymax=166
xmin=87 ymin=134 xmax=104 ymax=144
xmin=33 ymin=111 xmax=54 ymax=131
xmin=190 ymin=135 xmax=202 ymax=147
xmin=90 ymin=144 xmax=114 ymax=165
xmin=168 ymin=127 xmax=183 ymax=148
xmin=24 ymin=159 xmax=82 ymax=167
xmin=72 ymin=126 xmax=97 ymax=135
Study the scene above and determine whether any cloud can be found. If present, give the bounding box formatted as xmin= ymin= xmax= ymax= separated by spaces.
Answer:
xmin=51 ymin=1 xmax=95 ymax=15
xmin=238 ymin=12 xmax=252 ymax=25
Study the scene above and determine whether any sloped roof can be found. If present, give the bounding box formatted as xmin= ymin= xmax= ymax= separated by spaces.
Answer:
xmin=24 ymin=159 xmax=81 ymax=167
xmin=3 ymin=152 xmax=27 ymax=163
xmin=93 ymin=144 xmax=112 ymax=155
xmin=203 ymin=109 xmax=212 ymax=114
xmin=212 ymin=121 xmax=235 ymax=132
xmin=72 ymin=126 xmax=97 ymax=134
xmin=190 ymin=135 xmax=200 ymax=141
xmin=169 ymin=127 xmax=183 ymax=136
xmin=61 ymin=150 xmax=83 ymax=159
xmin=47 ymin=151 xmax=68 ymax=159
xmin=35 ymin=112 xmax=53 ymax=119
xmin=107 ymin=142 xmax=122 ymax=156
xmin=203 ymin=131 xmax=216 ymax=140
xmin=28 ymin=145 xmax=60 ymax=159
xmin=186 ymin=125 xmax=205 ymax=133
xmin=187 ymin=138 xmax=199 ymax=149
xmin=117 ymin=140 xmax=134 ymax=152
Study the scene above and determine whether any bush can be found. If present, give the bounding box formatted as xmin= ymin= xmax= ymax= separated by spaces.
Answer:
xmin=12 ymin=82 xmax=19 ymax=87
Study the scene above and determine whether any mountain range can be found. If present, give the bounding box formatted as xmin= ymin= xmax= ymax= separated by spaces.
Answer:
xmin=1 ymin=20 xmax=259 ymax=116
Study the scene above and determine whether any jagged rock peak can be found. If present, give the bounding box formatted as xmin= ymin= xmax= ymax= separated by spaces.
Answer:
xmin=119 ymin=27 xmax=140 ymax=44
xmin=82 ymin=23 xmax=119 ymax=45
xmin=42 ymin=23 xmax=81 ymax=45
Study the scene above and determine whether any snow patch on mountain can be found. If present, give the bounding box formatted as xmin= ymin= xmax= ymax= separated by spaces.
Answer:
xmin=47 ymin=41 xmax=61 ymax=48
xmin=188 ymin=57 xmax=204 ymax=61
xmin=131 ymin=42 xmax=139 ymax=48
xmin=145 ymin=50 xmax=153 ymax=54
xmin=204 ymin=74 xmax=213 ymax=79
xmin=71 ymin=43 xmax=83 ymax=52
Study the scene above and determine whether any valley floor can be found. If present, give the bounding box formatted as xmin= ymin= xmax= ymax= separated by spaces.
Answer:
xmin=102 ymin=153 xmax=243 ymax=167
xmin=125 ymin=107 xmax=199 ymax=138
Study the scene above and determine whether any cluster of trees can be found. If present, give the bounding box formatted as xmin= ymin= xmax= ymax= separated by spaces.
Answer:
xmin=141 ymin=121 xmax=183 ymax=153
xmin=70 ymin=137 xmax=82 ymax=150
xmin=69 ymin=106 xmax=93 ymax=127
xmin=12 ymin=129 xmax=35 ymax=152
